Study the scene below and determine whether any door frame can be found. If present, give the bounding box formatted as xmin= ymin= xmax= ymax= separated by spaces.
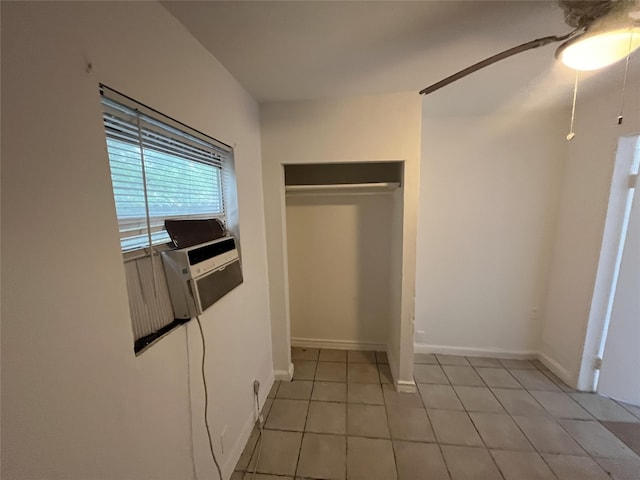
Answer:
xmin=276 ymin=159 xmax=417 ymax=392
xmin=577 ymin=134 xmax=639 ymax=391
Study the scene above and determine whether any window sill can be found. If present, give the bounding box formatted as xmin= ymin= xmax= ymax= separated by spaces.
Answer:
xmin=134 ymin=317 xmax=190 ymax=355
xmin=123 ymin=242 xmax=173 ymax=263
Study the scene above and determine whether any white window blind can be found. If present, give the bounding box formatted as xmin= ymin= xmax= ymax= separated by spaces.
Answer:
xmin=101 ymin=88 xmax=231 ymax=252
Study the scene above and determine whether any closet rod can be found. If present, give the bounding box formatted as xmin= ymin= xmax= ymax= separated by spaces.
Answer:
xmin=285 ymin=182 xmax=400 ymax=194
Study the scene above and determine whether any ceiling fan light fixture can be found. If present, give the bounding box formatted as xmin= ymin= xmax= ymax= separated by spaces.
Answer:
xmin=419 ymin=2 xmax=640 ymax=95
xmin=556 ymin=26 xmax=640 ymax=71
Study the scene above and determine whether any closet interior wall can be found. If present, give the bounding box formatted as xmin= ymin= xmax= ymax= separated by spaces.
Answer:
xmin=284 ymin=162 xmax=403 ymax=352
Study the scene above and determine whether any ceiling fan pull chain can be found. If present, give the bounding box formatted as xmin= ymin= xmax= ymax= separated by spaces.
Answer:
xmin=617 ymin=30 xmax=635 ymax=125
xmin=567 ymin=69 xmax=579 ymax=141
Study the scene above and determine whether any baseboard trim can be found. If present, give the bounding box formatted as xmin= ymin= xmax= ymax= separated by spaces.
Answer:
xmin=274 ymin=362 xmax=294 ymax=381
xmin=222 ymin=396 xmax=260 ymax=478
xmin=395 ymin=379 xmax=417 ymax=393
xmin=412 ymin=343 xmax=578 ymax=389
xmin=537 ymin=352 xmax=577 ymax=389
xmin=414 ymin=343 xmax=537 ymax=359
xmin=292 ymin=337 xmax=386 ymax=351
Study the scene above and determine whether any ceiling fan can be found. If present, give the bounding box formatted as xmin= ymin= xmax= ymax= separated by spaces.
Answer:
xmin=419 ymin=0 xmax=640 ymax=95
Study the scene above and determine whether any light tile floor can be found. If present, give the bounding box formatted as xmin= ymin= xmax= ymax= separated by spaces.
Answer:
xmin=233 ymin=349 xmax=640 ymax=480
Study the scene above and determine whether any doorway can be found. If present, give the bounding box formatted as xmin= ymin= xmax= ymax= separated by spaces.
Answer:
xmin=582 ymin=134 xmax=640 ymax=405
xmin=598 ymin=136 xmax=640 ymax=405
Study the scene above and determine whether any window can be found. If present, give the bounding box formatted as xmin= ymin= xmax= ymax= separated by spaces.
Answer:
xmin=100 ymin=85 xmax=236 ymax=353
xmin=101 ymin=86 xmax=231 ymax=252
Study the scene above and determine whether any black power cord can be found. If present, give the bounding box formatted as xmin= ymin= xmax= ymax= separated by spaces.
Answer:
xmin=195 ymin=316 xmax=223 ymax=480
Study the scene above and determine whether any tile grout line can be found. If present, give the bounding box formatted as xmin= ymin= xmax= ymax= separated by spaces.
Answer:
xmin=416 ymin=368 xmax=456 ymax=480
xmin=292 ymin=351 xmax=319 ymax=479
xmin=468 ymin=359 xmax=566 ymax=479
xmin=610 ymin=397 xmax=640 ymax=422
xmin=380 ymin=360 xmax=400 ymax=480
xmin=440 ymin=357 xmax=507 ymax=480
xmin=242 ymin=381 xmax=281 ymax=475
xmin=286 ymin=348 xmax=318 ymax=479
xmin=258 ymin=425 xmax=453 ymax=441
xmin=283 ymin=351 xmax=625 ymax=479
xmin=292 ymin=348 xmax=388 ymax=480
xmin=345 ymin=362 xmax=351 ymax=480
xmin=426 ymin=355 xmax=594 ymax=479
xmin=288 ymin=352 xmax=610 ymax=478
xmin=464 ymin=357 xmax=587 ymax=480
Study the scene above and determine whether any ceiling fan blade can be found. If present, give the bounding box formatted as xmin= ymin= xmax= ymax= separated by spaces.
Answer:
xmin=419 ymin=31 xmax=577 ymax=96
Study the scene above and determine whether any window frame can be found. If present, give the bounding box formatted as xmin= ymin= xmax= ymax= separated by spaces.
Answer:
xmin=99 ymin=85 xmax=238 ymax=353
xmin=100 ymin=84 xmax=233 ymax=255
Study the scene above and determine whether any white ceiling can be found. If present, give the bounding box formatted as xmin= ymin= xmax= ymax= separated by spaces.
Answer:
xmin=163 ymin=0 xmax=638 ymax=112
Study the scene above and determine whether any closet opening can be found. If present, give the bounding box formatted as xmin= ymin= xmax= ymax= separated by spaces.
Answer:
xmin=283 ymin=161 xmax=406 ymax=387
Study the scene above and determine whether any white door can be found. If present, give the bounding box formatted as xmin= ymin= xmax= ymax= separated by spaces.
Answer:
xmin=599 ymin=169 xmax=640 ymax=406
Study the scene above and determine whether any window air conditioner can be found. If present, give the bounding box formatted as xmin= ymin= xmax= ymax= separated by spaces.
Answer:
xmin=161 ymin=236 xmax=242 ymax=319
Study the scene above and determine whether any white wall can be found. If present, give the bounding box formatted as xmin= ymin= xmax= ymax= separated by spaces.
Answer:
xmin=286 ymin=193 xmax=393 ymax=348
xmin=541 ymin=79 xmax=640 ymax=389
xmin=416 ymin=107 xmax=567 ymax=357
xmin=261 ymin=93 xmax=421 ymax=387
xmin=1 ymin=2 xmax=272 ymax=479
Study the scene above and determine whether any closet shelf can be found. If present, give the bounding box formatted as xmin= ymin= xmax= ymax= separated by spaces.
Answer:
xmin=285 ymin=182 xmax=400 ymax=195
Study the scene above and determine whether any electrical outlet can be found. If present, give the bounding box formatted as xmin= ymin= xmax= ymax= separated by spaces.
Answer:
xmin=415 ymin=330 xmax=425 ymax=342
